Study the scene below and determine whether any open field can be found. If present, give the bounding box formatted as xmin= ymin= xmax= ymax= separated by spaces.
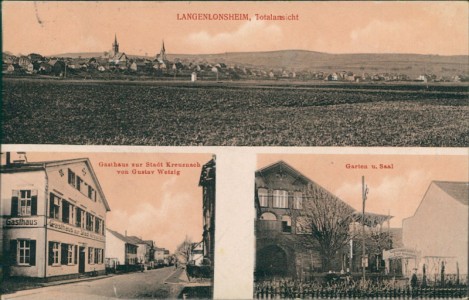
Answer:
xmin=2 ymin=78 xmax=468 ymax=146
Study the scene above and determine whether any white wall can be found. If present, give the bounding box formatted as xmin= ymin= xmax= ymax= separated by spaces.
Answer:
xmin=105 ymin=230 xmax=125 ymax=265
xmin=403 ymin=183 xmax=468 ymax=274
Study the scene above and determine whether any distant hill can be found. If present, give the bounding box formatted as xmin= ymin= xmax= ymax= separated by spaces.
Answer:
xmin=43 ymin=49 xmax=469 ymax=77
xmin=168 ymin=50 xmax=468 ymax=77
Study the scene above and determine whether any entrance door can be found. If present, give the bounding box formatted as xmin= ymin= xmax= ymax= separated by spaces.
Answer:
xmin=79 ymin=247 xmax=86 ymax=273
xmin=256 ymin=245 xmax=288 ymax=279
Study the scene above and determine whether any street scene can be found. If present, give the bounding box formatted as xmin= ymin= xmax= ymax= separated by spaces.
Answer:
xmin=254 ymin=154 xmax=468 ymax=298
xmin=0 ymin=152 xmax=215 ymax=299
xmin=2 ymin=267 xmax=207 ymax=300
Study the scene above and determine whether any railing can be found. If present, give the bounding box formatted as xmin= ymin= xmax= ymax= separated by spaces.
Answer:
xmin=256 ymin=220 xmax=282 ymax=232
xmin=254 ymin=285 xmax=468 ymax=299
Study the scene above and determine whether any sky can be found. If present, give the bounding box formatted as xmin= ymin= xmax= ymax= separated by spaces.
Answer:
xmin=2 ymin=1 xmax=468 ymax=56
xmin=5 ymin=152 xmax=213 ymax=253
xmin=257 ymin=153 xmax=468 ymax=228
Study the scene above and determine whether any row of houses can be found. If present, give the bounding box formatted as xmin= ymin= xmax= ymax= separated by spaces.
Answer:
xmin=105 ymin=229 xmax=172 ymax=271
xmin=3 ymin=36 xmax=466 ymax=82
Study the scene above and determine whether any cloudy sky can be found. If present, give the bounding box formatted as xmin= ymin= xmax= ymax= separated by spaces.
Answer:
xmin=2 ymin=1 xmax=468 ymax=56
xmin=17 ymin=152 xmax=212 ymax=253
xmin=258 ymin=153 xmax=468 ymax=228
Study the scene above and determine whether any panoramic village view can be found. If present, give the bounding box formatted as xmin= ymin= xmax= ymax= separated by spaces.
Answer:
xmin=254 ymin=155 xmax=468 ymax=299
xmin=0 ymin=152 xmax=216 ymax=299
xmin=2 ymin=2 xmax=469 ymax=147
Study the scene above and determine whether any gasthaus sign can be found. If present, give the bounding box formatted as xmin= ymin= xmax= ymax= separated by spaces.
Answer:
xmin=4 ymin=216 xmax=44 ymax=227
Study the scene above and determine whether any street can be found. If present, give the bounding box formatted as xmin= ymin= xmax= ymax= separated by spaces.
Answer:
xmin=2 ymin=267 xmax=185 ymax=300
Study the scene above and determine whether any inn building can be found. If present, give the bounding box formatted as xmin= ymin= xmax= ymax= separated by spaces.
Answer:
xmin=1 ymin=156 xmax=110 ymax=280
xmin=255 ymin=161 xmax=392 ymax=279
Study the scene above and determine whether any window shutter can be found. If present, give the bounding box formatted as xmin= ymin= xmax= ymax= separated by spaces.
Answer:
xmin=31 ymin=190 xmax=38 ymax=216
xmin=10 ymin=240 xmax=17 ymax=265
xmin=30 ymin=240 xmax=36 ymax=266
xmin=11 ymin=190 xmax=19 ymax=217
xmin=48 ymin=242 xmax=54 ymax=265
xmin=49 ymin=193 xmax=54 ymax=217
xmin=74 ymin=245 xmax=78 ymax=264
xmin=61 ymin=244 xmax=68 ymax=265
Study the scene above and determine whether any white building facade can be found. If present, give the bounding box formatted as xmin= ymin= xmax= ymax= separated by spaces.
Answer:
xmin=402 ymin=181 xmax=468 ymax=276
xmin=1 ymin=158 xmax=110 ymax=280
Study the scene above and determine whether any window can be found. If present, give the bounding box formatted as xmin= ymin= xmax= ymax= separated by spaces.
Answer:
xmin=259 ymin=212 xmax=277 ymax=220
xmin=11 ymin=190 xmax=37 ymax=217
xmin=296 ymin=217 xmax=313 ymax=234
xmin=10 ymin=240 xmax=36 ymax=266
xmin=76 ymin=176 xmax=83 ymax=192
xmin=293 ymin=192 xmax=303 ymax=209
xmin=67 ymin=245 xmax=74 ymax=265
xmin=76 ymin=207 xmax=83 ymax=228
xmin=95 ymin=218 xmax=101 ymax=234
xmin=49 ymin=193 xmax=61 ymax=219
xmin=49 ymin=242 xmax=60 ymax=265
xmin=19 ymin=190 xmax=31 ymax=216
xmin=68 ymin=169 xmax=76 ymax=186
xmin=86 ymin=213 xmax=94 ymax=231
xmin=258 ymin=188 xmax=269 ymax=207
xmin=273 ymin=190 xmax=288 ymax=208
xmin=281 ymin=215 xmax=292 ymax=233
xmin=62 ymin=200 xmax=70 ymax=224
xmin=94 ymin=248 xmax=99 ymax=264
xmin=88 ymin=247 xmax=94 ymax=264
xmin=88 ymin=186 xmax=96 ymax=201
xmin=18 ymin=240 xmax=30 ymax=264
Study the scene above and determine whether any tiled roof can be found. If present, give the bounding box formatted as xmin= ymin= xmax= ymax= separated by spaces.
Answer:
xmin=434 ymin=181 xmax=468 ymax=206
xmin=107 ymin=229 xmax=138 ymax=245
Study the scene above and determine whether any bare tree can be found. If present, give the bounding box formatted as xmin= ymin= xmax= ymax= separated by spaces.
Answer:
xmin=176 ymin=236 xmax=193 ymax=264
xmin=297 ymin=183 xmax=356 ymax=271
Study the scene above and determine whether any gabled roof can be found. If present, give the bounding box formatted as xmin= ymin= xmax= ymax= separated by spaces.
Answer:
xmin=107 ymin=229 xmax=138 ymax=246
xmin=255 ymin=160 xmax=311 ymax=187
xmin=433 ymin=181 xmax=468 ymax=206
xmin=1 ymin=158 xmax=111 ymax=211
xmin=127 ymin=236 xmax=147 ymax=245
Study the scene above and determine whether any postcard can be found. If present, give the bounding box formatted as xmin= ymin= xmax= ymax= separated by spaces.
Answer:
xmin=1 ymin=0 xmax=469 ymax=299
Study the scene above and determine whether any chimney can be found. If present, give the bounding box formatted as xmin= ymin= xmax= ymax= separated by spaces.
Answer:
xmin=125 ymin=230 xmax=127 ymax=236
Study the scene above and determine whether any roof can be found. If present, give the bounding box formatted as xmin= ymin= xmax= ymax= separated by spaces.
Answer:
xmin=107 ymin=229 xmax=138 ymax=246
xmin=353 ymin=211 xmax=393 ymax=227
xmin=127 ymin=236 xmax=147 ymax=245
xmin=255 ymin=160 xmax=310 ymax=187
xmin=433 ymin=181 xmax=468 ymax=206
xmin=1 ymin=158 xmax=111 ymax=211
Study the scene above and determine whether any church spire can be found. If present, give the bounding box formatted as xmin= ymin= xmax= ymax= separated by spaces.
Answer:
xmin=160 ymin=40 xmax=166 ymax=61
xmin=112 ymin=34 xmax=119 ymax=54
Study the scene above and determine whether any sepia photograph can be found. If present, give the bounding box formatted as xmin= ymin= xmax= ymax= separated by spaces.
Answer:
xmin=254 ymin=153 xmax=468 ymax=298
xmin=2 ymin=1 xmax=468 ymax=146
xmin=0 ymin=151 xmax=216 ymax=299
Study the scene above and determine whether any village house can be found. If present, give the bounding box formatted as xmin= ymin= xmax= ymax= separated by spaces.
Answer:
xmin=400 ymin=181 xmax=468 ymax=277
xmin=1 ymin=154 xmax=110 ymax=281
xmin=105 ymin=229 xmax=138 ymax=269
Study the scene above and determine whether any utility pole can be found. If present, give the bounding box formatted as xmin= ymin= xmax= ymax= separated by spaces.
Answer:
xmin=361 ymin=176 xmax=369 ymax=282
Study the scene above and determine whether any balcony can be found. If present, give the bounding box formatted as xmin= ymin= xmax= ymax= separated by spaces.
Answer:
xmin=256 ymin=220 xmax=282 ymax=232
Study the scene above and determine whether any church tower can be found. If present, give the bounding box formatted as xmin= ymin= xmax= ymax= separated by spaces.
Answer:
xmin=158 ymin=40 xmax=167 ymax=62
xmin=112 ymin=34 xmax=119 ymax=54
